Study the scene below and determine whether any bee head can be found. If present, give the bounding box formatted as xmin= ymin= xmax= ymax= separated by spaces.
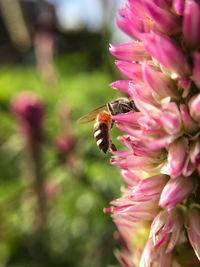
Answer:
xmin=107 ymin=97 xmax=136 ymax=116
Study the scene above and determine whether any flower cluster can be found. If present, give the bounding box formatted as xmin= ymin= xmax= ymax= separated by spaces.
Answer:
xmin=105 ymin=0 xmax=200 ymax=266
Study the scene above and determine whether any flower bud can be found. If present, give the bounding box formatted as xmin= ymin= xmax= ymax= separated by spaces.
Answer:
xmin=188 ymin=94 xmax=200 ymax=123
xmin=159 ymin=176 xmax=194 ymax=212
xmin=180 ymin=104 xmax=198 ymax=133
xmin=168 ymin=137 xmax=188 ymax=178
xmin=185 ymin=208 xmax=200 ymax=261
xmin=183 ymin=0 xmax=200 ymax=49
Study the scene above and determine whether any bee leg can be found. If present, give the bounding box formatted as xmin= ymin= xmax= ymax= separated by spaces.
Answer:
xmin=110 ymin=119 xmax=115 ymax=129
xmin=110 ymin=142 xmax=117 ymax=152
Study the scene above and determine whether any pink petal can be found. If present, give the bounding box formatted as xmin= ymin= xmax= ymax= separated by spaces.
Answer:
xmin=168 ymin=137 xmax=188 ymax=178
xmin=192 ymin=52 xmax=200 ymax=89
xmin=180 ymin=104 xmax=198 ymax=133
xmin=116 ymin=8 xmax=136 ymax=39
xmin=182 ymin=155 xmax=196 ymax=177
xmin=124 ymin=3 xmax=152 ymax=40
xmin=144 ymin=134 xmax=176 ymax=150
xmin=188 ymin=94 xmax=200 ymax=123
xmin=183 ymin=0 xmax=200 ymax=49
xmin=144 ymin=0 xmax=181 ymax=35
xmin=160 ymin=103 xmax=182 ymax=135
xmin=178 ymin=78 xmax=191 ymax=98
xmin=128 ymin=84 xmax=159 ymax=114
xmin=130 ymin=175 xmax=168 ymax=202
xmin=109 ymin=80 xmax=130 ymax=93
xmin=112 ymin=112 xmax=142 ymax=126
xmin=142 ymin=33 xmax=191 ymax=77
xmin=142 ymin=62 xmax=178 ymax=100
xmin=109 ymin=42 xmax=150 ymax=61
xmin=115 ymin=60 xmax=143 ymax=82
xmin=187 ymin=209 xmax=200 ymax=260
xmin=173 ymin=0 xmax=185 ymax=15
xmin=121 ymin=169 xmax=140 ymax=187
xmin=189 ymin=141 xmax=200 ymax=166
xmin=150 ymin=211 xmax=168 ymax=238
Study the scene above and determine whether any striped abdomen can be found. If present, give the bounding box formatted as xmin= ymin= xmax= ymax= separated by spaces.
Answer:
xmin=94 ymin=112 xmax=111 ymax=154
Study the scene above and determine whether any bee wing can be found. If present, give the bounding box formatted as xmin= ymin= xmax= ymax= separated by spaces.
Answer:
xmin=77 ymin=105 xmax=107 ymax=124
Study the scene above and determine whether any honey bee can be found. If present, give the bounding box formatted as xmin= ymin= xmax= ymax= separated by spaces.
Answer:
xmin=77 ymin=97 xmax=136 ymax=153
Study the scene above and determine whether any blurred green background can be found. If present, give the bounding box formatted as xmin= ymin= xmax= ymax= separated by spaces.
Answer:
xmin=0 ymin=0 xmax=128 ymax=266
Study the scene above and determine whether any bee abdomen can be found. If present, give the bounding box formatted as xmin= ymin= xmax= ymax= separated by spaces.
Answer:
xmin=94 ymin=111 xmax=111 ymax=154
xmin=94 ymin=123 xmax=110 ymax=153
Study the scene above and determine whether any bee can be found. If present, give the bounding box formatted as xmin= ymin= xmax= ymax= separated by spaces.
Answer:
xmin=77 ymin=97 xmax=136 ymax=154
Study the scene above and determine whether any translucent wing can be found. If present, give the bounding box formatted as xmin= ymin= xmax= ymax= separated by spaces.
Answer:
xmin=77 ymin=105 xmax=107 ymax=124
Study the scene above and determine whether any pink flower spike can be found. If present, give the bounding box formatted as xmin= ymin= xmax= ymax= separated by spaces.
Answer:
xmin=180 ymin=104 xmax=198 ymax=133
xmin=173 ymin=0 xmax=185 ymax=15
xmin=109 ymin=80 xmax=130 ymax=93
xmin=192 ymin=52 xmax=200 ymax=89
xmin=142 ymin=33 xmax=191 ymax=77
xmin=115 ymin=60 xmax=143 ymax=82
xmin=188 ymin=94 xmax=200 ymax=123
xmin=183 ymin=0 xmax=200 ymax=49
xmin=186 ymin=208 xmax=200 ymax=261
xmin=144 ymin=0 xmax=181 ymax=35
xmin=168 ymin=137 xmax=188 ymax=178
xmin=159 ymin=176 xmax=194 ymax=212
xmin=109 ymin=42 xmax=150 ymax=61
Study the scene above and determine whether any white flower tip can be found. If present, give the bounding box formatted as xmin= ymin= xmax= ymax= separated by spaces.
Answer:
xmin=109 ymin=81 xmax=117 ymax=89
xmin=109 ymin=43 xmax=114 ymax=50
xmin=171 ymin=73 xmax=179 ymax=80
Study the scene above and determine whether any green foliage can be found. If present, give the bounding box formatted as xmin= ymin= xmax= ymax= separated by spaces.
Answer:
xmin=0 ymin=53 xmax=123 ymax=267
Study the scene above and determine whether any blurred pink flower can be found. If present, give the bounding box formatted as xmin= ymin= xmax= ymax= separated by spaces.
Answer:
xmin=105 ymin=0 xmax=200 ymax=265
xmin=11 ymin=92 xmax=44 ymax=140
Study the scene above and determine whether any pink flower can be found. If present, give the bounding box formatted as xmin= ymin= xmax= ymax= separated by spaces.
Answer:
xmin=103 ymin=0 xmax=200 ymax=265
xmin=11 ymin=92 xmax=44 ymax=140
